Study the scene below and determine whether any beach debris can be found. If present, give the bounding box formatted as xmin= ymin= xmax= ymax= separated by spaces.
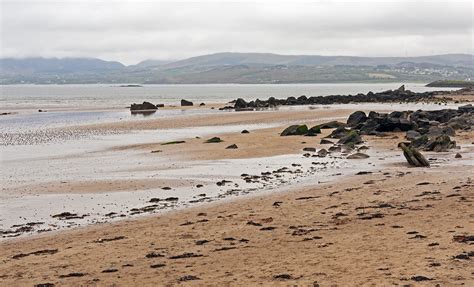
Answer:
xmin=150 ymin=264 xmax=166 ymax=268
xmin=51 ymin=212 xmax=87 ymax=220
xmin=180 ymin=99 xmax=193 ymax=106
xmin=161 ymin=140 xmax=186 ymax=145
xmin=303 ymin=147 xmax=316 ymax=152
xmin=411 ymin=275 xmax=433 ymax=281
xmin=58 ymin=272 xmax=86 ymax=278
xmin=453 ymin=235 xmax=474 ymax=243
xmin=213 ymin=246 xmax=237 ymax=252
xmin=101 ymin=268 xmax=118 ymax=273
xmin=92 ymin=236 xmax=126 ymax=243
xmin=12 ymin=249 xmax=58 ymax=259
xmin=205 ymin=137 xmax=223 ymax=143
xmin=273 ymin=274 xmax=294 ymax=280
xmin=34 ymin=283 xmax=55 ymax=287
xmin=150 ymin=150 xmax=162 ymax=153
xmin=247 ymin=220 xmax=262 ymax=226
xmin=178 ymin=275 xmax=200 ymax=282
xmin=169 ymin=252 xmax=203 ymax=259
xmin=260 ymin=226 xmax=276 ymax=231
xmin=216 ymin=180 xmax=232 ymax=186
xmin=195 ymin=240 xmax=210 ymax=245
xmin=145 ymin=252 xmax=165 ymax=258
xmin=399 ymin=143 xmax=430 ymax=167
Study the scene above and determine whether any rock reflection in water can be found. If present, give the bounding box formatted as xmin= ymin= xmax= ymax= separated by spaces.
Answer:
xmin=131 ymin=110 xmax=156 ymax=117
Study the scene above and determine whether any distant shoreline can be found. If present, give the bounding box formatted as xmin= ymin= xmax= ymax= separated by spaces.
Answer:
xmin=426 ymin=80 xmax=474 ymax=88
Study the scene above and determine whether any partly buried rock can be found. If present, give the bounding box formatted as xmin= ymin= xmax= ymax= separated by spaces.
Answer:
xmin=130 ymin=101 xmax=157 ymax=111
xmin=455 ymin=153 xmax=462 ymax=158
xmin=347 ymin=111 xmax=367 ymax=127
xmin=226 ymin=144 xmax=238 ymax=149
xmin=181 ymin=99 xmax=194 ymax=106
xmin=280 ymin=125 xmax=308 ymax=136
xmin=317 ymin=149 xmax=328 ymax=157
xmin=399 ymin=143 xmax=430 ymax=167
xmin=347 ymin=152 xmax=370 ymax=159
xmin=405 ymin=130 xmax=421 ymax=141
xmin=337 ymin=131 xmax=363 ymax=146
xmin=303 ymin=147 xmax=316 ymax=152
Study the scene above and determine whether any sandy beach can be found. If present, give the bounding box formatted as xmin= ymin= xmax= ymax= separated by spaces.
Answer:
xmin=1 ymin=87 xmax=473 ymax=286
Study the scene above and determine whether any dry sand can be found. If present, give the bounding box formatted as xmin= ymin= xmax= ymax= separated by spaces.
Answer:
xmin=0 ymin=162 xmax=472 ymax=286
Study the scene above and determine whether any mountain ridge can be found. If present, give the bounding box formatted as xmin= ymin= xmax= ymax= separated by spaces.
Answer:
xmin=1 ymin=53 xmax=472 ymax=84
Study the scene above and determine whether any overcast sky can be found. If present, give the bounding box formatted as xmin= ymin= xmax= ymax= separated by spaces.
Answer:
xmin=1 ymin=0 xmax=472 ymax=64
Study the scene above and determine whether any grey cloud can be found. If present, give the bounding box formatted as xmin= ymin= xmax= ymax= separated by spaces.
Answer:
xmin=1 ymin=0 xmax=472 ymax=64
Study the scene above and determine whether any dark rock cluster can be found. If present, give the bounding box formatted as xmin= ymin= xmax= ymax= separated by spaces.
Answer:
xmin=228 ymin=86 xmax=448 ymax=110
xmin=347 ymin=104 xmax=473 ymax=152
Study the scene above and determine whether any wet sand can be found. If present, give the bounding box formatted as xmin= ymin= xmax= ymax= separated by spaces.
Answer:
xmin=1 ymin=93 xmax=473 ymax=285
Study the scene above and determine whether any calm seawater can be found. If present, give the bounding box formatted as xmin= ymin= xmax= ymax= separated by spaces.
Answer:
xmin=0 ymin=83 xmax=456 ymax=134
xmin=0 ymin=83 xmax=454 ymax=110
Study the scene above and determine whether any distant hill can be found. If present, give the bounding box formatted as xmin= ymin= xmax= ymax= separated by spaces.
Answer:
xmin=0 ymin=57 xmax=125 ymax=74
xmin=129 ymin=59 xmax=174 ymax=69
xmin=1 ymin=53 xmax=473 ymax=84
xmin=159 ymin=52 xmax=474 ymax=69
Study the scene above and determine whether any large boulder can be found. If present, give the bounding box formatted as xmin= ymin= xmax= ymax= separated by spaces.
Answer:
xmin=337 ymin=131 xmax=363 ymax=146
xmin=181 ymin=99 xmax=194 ymax=106
xmin=234 ymin=98 xmax=248 ymax=109
xmin=328 ymin=126 xmax=352 ymax=139
xmin=427 ymin=126 xmax=455 ymax=137
xmin=130 ymin=101 xmax=158 ymax=111
xmin=347 ymin=111 xmax=367 ymax=127
xmin=280 ymin=125 xmax=308 ymax=136
xmin=423 ymin=135 xmax=456 ymax=152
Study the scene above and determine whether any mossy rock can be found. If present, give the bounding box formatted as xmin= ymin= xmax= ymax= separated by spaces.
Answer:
xmin=205 ymin=137 xmax=223 ymax=143
xmin=308 ymin=126 xmax=322 ymax=134
xmin=280 ymin=125 xmax=308 ymax=136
